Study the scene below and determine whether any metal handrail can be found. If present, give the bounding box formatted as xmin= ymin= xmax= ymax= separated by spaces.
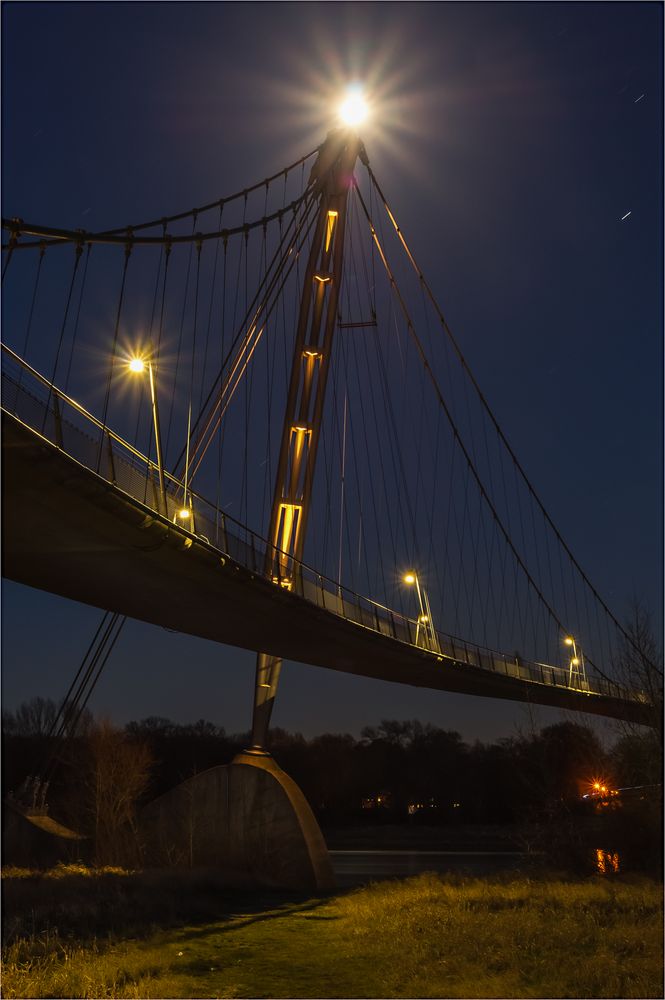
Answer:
xmin=1 ymin=344 xmax=645 ymax=707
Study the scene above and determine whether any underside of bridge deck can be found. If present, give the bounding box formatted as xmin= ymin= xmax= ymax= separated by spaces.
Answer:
xmin=1 ymin=412 xmax=652 ymax=726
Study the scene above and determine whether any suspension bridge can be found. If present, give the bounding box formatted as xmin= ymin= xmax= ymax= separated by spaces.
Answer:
xmin=1 ymin=127 xmax=655 ymax=747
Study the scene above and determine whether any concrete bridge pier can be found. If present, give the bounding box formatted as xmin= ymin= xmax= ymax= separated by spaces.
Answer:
xmin=140 ymin=751 xmax=335 ymax=890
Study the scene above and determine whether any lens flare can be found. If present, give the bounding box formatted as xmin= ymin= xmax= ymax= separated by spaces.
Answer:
xmin=339 ymin=85 xmax=368 ymax=127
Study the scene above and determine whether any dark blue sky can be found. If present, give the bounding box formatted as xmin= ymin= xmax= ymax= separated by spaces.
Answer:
xmin=2 ymin=2 xmax=662 ymax=744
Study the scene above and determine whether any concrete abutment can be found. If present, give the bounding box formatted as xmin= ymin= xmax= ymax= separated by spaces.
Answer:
xmin=140 ymin=752 xmax=335 ymax=890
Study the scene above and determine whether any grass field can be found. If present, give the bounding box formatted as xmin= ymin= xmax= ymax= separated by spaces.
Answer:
xmin=1 ymin=867 xmax=662 ymax=998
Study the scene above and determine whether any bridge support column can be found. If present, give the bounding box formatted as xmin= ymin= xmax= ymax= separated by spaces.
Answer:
xmin=250 ymin=127 xmax=365 ymax=750
xmin=239 ymin=131 xmax=363 ymax=890
xmin=251 ymin=652 xmax=282 ymax=751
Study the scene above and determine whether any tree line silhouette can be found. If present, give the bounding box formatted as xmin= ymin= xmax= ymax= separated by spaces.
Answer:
xmin=3 ymin=700 xmax=659 ymax=827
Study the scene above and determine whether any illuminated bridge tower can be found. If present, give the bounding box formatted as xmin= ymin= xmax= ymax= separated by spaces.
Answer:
xmin=251 ymin=128 xmax=365 ymax=751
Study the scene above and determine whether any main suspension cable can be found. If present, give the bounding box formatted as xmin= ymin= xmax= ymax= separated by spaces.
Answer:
xmin=77 ymin=145 xmax=321 ymax=237
xmin=364 ymin=163 xmax=653 ymax=671
xmin=2 ymin=187 xmax=315 ymax=251
xmin=354 ymin=181 xmax=616 ymax=685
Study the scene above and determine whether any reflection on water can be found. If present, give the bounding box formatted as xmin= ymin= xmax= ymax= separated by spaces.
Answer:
xmin=595 ymin=848 xmax=621 ymax=874
xmin=330 ymin=848 xmax=629 ymax=884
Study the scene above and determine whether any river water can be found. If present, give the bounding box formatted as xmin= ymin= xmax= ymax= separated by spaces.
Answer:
xmin=329 ymin=850 xmax=528 ymax=888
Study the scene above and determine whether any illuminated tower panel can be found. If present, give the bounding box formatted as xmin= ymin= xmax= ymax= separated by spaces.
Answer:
xmin=251 ymin=130 xmax=364 ymax=749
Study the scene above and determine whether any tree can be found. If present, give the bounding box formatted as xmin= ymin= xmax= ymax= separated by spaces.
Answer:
xmin=407 ymin=727 xmax=468 ymax=816
xmin=615 ymin=603 xmax=663 ymax=739
xmin=610 ymin=603 xmax=663 ymax=791
xmin=611 ymin=732 xmax=662 ymax=787
xmin=125 ymin=716 xmax=179 ymax=738
xmin=2 ymin=697 xmax=94 ymax=816
xmin=361 ymin=719 xmax=416 ymax=748
xmin=85 ymin=720 xmax=153 ymax=866
xmin=516 ymin=721 xmax=609 ymax=810
xmin=466 ymin=739 xmax=524 ymax=823
xmin=304 ymin=733 xmax=363 ymax=818
xmin=2 ymin=697 xmax=58 ymax=737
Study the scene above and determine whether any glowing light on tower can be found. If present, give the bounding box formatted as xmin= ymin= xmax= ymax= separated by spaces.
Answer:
xmin=339 ymin=85 xmax=368 ymax=127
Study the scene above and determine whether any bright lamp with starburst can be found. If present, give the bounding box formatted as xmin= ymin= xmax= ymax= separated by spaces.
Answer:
xmin=339 ymin=85 xmax=368 ymax=127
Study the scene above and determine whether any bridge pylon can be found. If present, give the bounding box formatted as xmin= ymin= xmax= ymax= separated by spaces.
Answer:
xmin=249 ymin=127 xmax=365 ymax=752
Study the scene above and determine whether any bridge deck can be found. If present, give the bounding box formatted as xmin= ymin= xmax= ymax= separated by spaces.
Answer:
xmin=1 ymin=399 xmax=650 ymax=726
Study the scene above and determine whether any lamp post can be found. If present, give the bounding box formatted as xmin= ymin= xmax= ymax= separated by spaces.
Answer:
xmin=175 ymin=404 xmax=195 ymax=529
xmin=175 ymin=497 xmax=194 ymax=530
xmin=128 ymin=348 xmax=167 ymax=516
xmin=403 ymin=571 xmax=440 ymax=653
xmin=563 ymin=635 xmax=588 ymax=689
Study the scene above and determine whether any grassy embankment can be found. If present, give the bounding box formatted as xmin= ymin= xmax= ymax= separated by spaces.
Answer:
xmin=1 ymin=865 xmax=662 ymax=998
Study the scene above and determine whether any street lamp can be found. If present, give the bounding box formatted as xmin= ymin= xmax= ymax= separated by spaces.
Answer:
xmin=128 ymin=348 xmax=167 ymax=516
xmin=173 ymin=401 xmax=196 ymax=530
xmin=402 ymin=570 xmax=440 ymax=653
xmin=563 ymin=635 xmax=588 ymax=689
xmin=175 ymin=497 xmax=195 ymax=533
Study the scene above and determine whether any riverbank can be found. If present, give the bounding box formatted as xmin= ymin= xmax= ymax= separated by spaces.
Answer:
xmin=323 ymin=822 xmax=524 ymax=852
xmin=2 ymin=867 xmax=662 ymax=998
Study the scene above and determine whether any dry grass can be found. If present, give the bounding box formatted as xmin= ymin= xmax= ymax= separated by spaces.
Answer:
xmin=2 ymin=863 xmax=131 ymax=880
xmin=1 ymin=863 xmax=263 ymax=946
xmin=1 ymin=869 xmax=662 ymax=998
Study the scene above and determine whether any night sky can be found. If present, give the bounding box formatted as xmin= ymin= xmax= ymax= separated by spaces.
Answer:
xmin=2 ymin=2 xmax=662 ymax=745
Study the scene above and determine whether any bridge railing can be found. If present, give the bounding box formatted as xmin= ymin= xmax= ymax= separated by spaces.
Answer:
xmin=2 ymin=344 xmax=644 ymax=708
